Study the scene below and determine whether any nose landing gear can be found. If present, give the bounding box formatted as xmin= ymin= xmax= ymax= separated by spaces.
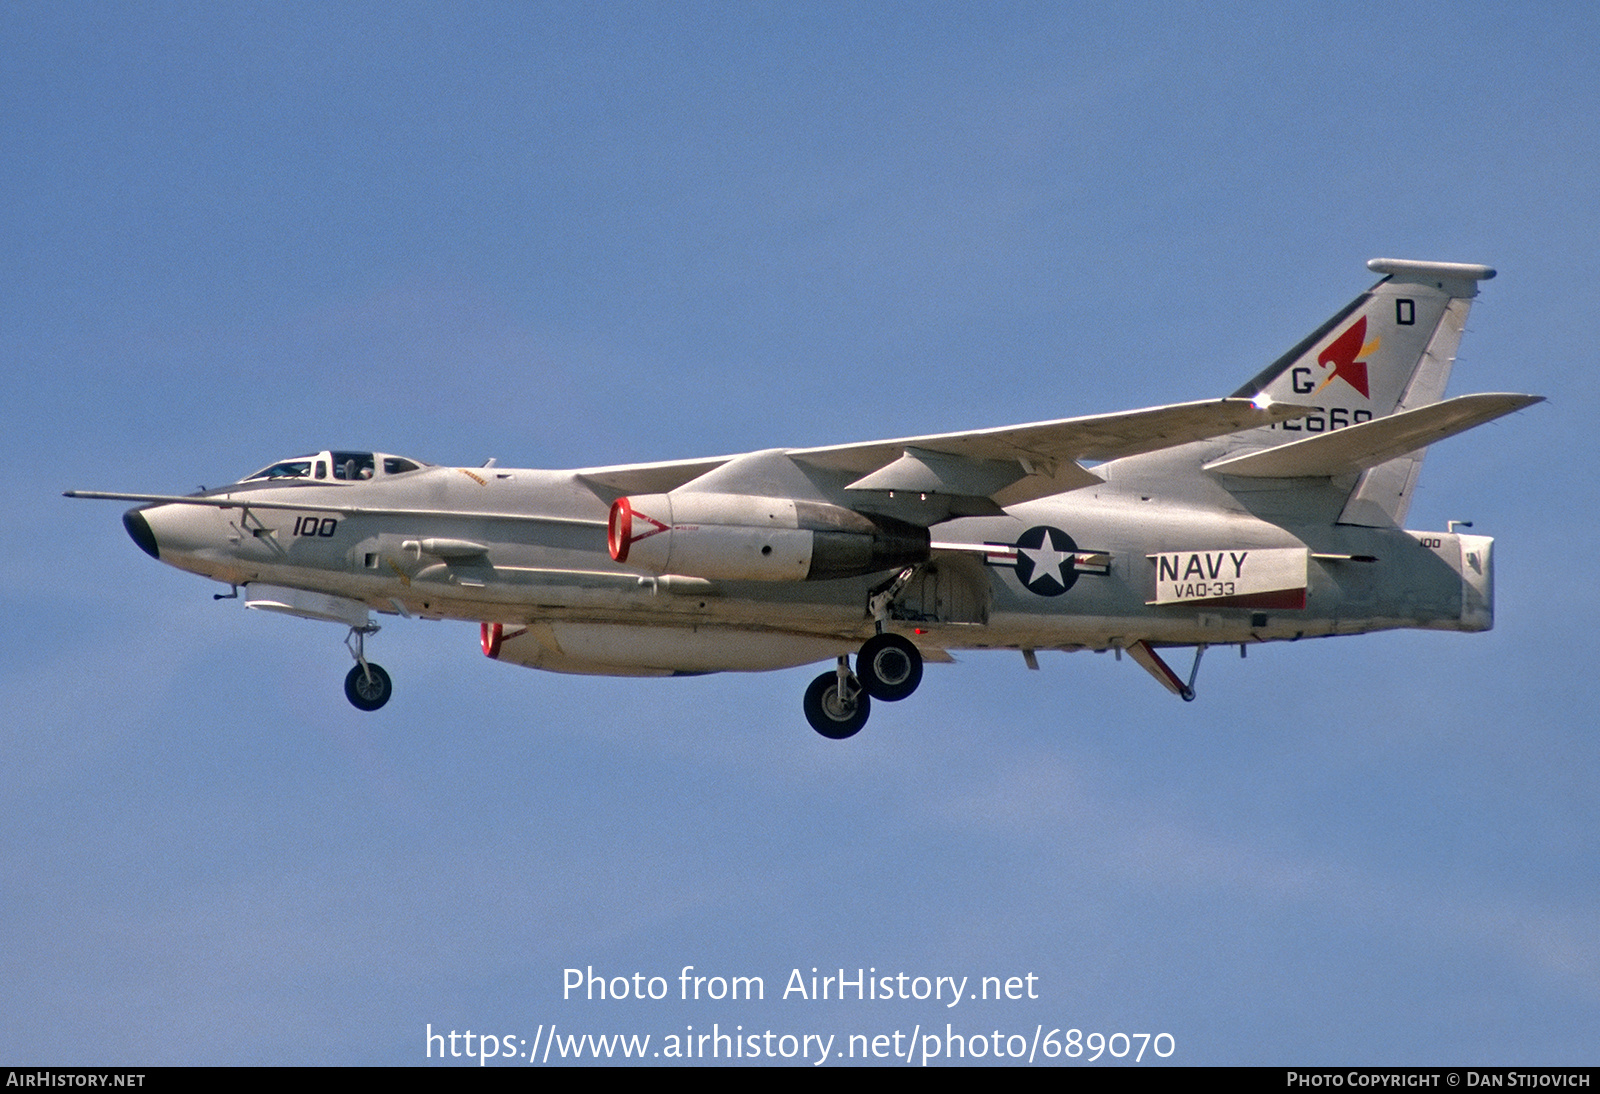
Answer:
xmin=344 ymin=624 xmax=392 ymax=711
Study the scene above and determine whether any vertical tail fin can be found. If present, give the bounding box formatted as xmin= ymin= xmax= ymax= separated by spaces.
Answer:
xmin=1230 ymin=259 xmax=1496 ymax=526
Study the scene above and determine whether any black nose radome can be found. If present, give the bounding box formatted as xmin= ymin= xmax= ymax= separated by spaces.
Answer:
xmin=123 ymin=508 xmax=159 ymax=559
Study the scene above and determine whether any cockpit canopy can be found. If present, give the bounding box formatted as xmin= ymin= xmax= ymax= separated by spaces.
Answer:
xmin=240 ymin=451 xmax=428 ymax=484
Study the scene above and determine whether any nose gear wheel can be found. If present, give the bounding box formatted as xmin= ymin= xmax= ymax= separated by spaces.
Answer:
xmin=344 ymin=662 xmax=393 ymax=711
xmin=343 ymin=623 xmax=391 ymax=711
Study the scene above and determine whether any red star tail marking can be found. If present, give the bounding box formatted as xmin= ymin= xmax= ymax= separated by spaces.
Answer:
xmin=1315 ymin=315 xmax=1371 ymax=398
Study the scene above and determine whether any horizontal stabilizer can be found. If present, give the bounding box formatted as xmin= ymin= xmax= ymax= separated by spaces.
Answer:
xmin=1366 ymin=258 xmax=1495 ymax=283
xmin=1202 ymin=393 xmax=1543 ymax=479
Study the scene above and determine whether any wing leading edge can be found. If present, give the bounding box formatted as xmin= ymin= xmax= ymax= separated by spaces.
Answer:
xmin=575 ymin=397 xmax=1312 ymax=511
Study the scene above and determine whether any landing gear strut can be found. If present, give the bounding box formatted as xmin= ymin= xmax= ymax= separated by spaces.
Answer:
xmin=344 ymin=624 xmax=392 ymax=711
xmin=803 ymin=656 xmax=870 ymax=739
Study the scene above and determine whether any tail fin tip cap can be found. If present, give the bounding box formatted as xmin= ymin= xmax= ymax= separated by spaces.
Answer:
xmin=1367 ymin=258 xmax=1496 ymax=281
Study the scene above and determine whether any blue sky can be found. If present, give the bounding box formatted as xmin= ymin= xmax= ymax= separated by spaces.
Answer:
xmin=3 ymin=2 xmax=1597 ymax=1065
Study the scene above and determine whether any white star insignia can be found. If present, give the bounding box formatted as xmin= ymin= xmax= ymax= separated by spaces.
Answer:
xmin=1020 ymin=537 xmax=1071 ymax=587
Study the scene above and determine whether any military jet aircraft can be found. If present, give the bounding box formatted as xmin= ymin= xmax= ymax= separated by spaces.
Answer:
xmin=69 ymin=259 xmax=1540 ymax=738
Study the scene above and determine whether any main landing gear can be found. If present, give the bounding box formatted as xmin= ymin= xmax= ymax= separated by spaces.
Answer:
xmin=343 ymin=623 xmax=392 ymax=711
xmin=803 ymin=632 xmax=924 ymax=739
xmin=857 ymin=631 xmax=923 ymax=701
xmin=804 ymin=660 xmax=869 ymax=739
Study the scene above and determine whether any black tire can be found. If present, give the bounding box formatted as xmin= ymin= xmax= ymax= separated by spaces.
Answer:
xmin=344 ymin=662 xmax=392 ymax=711
xmin=856 ymin=632 xmax=923 ymax=702
xmin=803 ymin=670 xmax=870 ymax=739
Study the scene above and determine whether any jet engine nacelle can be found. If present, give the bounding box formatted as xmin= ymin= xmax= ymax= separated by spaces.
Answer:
xmin=608 ymin=493 xmax=929 ymax=582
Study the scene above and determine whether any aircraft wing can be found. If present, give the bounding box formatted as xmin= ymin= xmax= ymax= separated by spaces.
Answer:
xmin=793 ymin=397 xmax=1310 ymax=506
xmin=574 ymin=456 xmax=735 ymax=498
xmin=1201 ymin=393 xmax=1543 ymax=479
xmin=567 ymin=398 xmax=1308 ymax=510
